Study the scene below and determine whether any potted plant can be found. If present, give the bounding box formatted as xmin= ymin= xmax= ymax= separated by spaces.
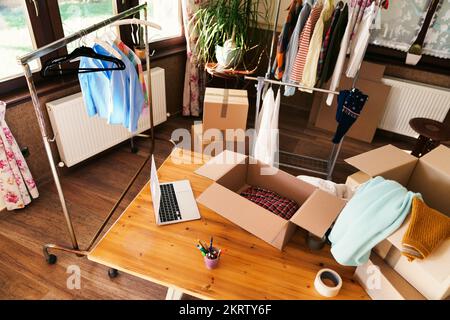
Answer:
xmin=193 ymin=0 xmax=271 ymax=69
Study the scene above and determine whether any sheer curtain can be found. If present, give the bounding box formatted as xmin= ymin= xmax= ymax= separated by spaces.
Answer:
xmin=370 ymin=0 xmax=450 ymax=59
xmin=181 ymin=0 xmax=206 ymax=116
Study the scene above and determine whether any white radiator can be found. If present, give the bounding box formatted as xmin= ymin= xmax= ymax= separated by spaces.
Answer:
xmin=47 ymin=67 xmax=167 ymax=167
xmin=379 ymin=77 xmax=450 ymax=138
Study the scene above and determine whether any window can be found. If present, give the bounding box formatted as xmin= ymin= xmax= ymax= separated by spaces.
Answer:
xmin=0 ymin=0 xmax=185 ymax=97
xmin=58 ymin=0 xmax=116 ymax=52
xmin=0 ymin=0 xmax=39 ymax=83
xmin=139 ymin=0 xmax=183 ymax=43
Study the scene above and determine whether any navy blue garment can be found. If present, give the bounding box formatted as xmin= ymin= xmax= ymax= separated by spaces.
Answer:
xmin=332 ymin=89 xmax=368 ymax=144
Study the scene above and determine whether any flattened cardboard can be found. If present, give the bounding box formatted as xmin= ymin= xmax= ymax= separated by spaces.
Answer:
xmin=203 ymin=88 xmax=249 ymax=132
xmin=354 ymin=253 xmax=425 ymax=300
xmin=345 ymin=144 xmax=417 ymax=186
xmin=290 ymin=190 xmax=346 ymax=238
xmin=195 ymin=151 xmax=343 ymax=250
xmin=313 ymin=77 xmax=391 ymax=143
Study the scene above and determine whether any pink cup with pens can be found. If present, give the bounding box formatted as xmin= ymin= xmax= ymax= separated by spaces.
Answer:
xmin=204 ymin=247 xmax=220 ymax=269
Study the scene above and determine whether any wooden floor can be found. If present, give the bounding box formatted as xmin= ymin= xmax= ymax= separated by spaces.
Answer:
xmin=0 ymin=108 xmax=417 ymax=299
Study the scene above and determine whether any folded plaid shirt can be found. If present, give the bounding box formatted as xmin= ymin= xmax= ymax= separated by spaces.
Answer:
xmin=240 ymin=186 xmax=300 ymax=220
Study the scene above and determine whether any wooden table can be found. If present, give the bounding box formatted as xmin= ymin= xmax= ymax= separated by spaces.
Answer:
xmin=88 ymin=149 xmax=368 ymax=300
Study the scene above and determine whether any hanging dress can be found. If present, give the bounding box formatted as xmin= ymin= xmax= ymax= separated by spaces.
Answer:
xmin=0 ymin=101 xmax=39 ymax=210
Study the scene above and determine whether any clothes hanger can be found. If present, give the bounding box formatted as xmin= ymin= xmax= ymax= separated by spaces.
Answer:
xmin=92 ymin=29 xmax=122 ymax=60
xmin=41 ymin=30 xmax=126 ymax=78
xmin=109 ymin=18 xmax=161 ymax=31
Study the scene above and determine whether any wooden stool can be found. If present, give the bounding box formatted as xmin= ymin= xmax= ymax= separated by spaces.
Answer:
xmin=409 ymin=118 xmax=450 ymax=157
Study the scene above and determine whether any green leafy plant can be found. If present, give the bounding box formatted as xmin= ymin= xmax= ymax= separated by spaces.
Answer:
xmin=192 ymin=0 xmax=272 ymax=66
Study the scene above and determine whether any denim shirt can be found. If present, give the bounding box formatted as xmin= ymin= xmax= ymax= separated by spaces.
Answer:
xmin=78 ymin=43 xmax=144 ymax=132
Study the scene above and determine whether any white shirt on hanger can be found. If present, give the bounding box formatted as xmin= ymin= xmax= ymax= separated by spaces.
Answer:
xmin=346 ymin=1 xmax=378 ymax=78
xmin=254 ymin=88 xmax=281 ymax=167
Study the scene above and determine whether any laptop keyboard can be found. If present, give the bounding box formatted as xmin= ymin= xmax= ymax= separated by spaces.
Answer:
xmin=159 ymin=184 xmax=182 ymax=223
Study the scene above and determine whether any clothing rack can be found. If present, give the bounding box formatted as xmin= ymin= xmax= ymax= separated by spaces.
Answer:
xmin=18 ymin=3 xmax=159 ymax=268
xmin=247 ymin=0 xmax=379 ymax=180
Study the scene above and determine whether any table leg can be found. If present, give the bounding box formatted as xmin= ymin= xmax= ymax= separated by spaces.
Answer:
xmin=411 ymin=135 xmax=429 ymax=157
xmin=165 ymin=286 xmax=183 ymax=300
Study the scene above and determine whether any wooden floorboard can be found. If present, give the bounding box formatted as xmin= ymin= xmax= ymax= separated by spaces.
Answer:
xmin=0 ymin=109 xmax=417 ymax=299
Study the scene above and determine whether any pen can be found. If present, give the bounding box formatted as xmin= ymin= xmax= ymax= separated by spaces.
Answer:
xmin=209 ymin=236 xmax=213 ymax=252
xmin=198 ymin=239 xmax=208 ymax=251
xmin=196 ymin=244 xmax=207 ymax=256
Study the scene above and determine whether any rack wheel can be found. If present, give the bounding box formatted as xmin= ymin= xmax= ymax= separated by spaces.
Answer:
xmin=46 ymin=254 xmax=57 ymax=265
xmin=108 ymin=268 xmax=119 ymax=278
xmin=131 ymin=146 xmax=139 ymax=153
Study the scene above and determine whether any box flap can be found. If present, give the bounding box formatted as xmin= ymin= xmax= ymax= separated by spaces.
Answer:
xmin=345 ymin=145 xmax=417 ymax=185
xmin=195 ymin=150 xmax=247 ymax=181
xmin=197 ymin=182 xmax=286 ymax=243
xmin=387 ymin=216 xmax=450 ymax=284
xmin=418 ymin=145 xmax=450 ymax=174
xmin=290 ymin=189 xmax=346 ymax=238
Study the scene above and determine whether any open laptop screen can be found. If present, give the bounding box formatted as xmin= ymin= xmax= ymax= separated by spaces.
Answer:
xmin=150 ymin=155 xmax=161 ymax=219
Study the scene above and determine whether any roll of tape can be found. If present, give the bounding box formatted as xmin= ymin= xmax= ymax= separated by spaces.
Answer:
xmin=314 ymin=268 xmax=342 ymax=298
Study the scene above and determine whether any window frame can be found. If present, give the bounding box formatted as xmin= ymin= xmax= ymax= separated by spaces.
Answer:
xmin=0 ymin=0 xmax=66 ymax=96
xmin=0 ymin=0 xmax=185 ymax=101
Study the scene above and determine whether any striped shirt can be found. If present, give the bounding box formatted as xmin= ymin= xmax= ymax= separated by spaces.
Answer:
xmin=290 ymin=3 xmax=323 ymax=84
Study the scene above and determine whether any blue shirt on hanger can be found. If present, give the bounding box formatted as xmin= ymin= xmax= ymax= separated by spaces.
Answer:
xmin=78 ymin=43 xmax=144 ymax=132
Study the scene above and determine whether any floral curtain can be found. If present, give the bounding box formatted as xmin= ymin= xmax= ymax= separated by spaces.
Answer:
xmin=370 ymin=0 xmax=450 ymax=59
xmin=181 ymin=0 xmax=206 ymax=117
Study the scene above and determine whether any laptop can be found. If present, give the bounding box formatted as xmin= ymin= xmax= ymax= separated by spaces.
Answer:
xmin=150 ymin=155 xmax=201 ymax=225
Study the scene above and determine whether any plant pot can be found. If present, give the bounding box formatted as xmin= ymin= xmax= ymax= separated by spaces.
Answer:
xmin=134 ymin=46 xmax=146 ymax=60
xmin=215 ymin=44 xmax=243 ymax=69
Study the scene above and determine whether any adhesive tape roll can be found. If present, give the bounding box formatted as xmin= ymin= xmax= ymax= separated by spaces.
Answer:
xmin=314 ymin=268 xmax=342 ymax=298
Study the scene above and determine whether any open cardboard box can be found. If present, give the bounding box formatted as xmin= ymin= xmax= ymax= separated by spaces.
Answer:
xmin=195 ymin=151 xmax=346 ymax=250
xmin=345 ymin=144 xmax=450 ymax=300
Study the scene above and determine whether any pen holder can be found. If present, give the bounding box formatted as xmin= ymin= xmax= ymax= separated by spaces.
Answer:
xmin=204 ymin=247 xmax=220 ymax=270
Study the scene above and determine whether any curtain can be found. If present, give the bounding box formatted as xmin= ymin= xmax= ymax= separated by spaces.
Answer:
xmin=181 ymin=0 xmax=206 ymax=117
xmin=370 ymin=0 xmax=450 ymax=59
xmin=0 ymin=102 xmax=39 ymax=210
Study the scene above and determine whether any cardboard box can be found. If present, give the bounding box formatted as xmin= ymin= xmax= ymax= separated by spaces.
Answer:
xmin=354 ymin=253 xmax=425 ymax=300
xmin=195 ymin=150 xmax=346 ymax=250
xmin=345 ymin=171 xmax=371 ymax=190
xmin=382 ymin=239 xmax=450 ymax=300
xmin=191 ymin=122 xmax=250 ymax=156
xmin=203 ymin=88 xmax=249 ymax=132
xmin=345 ymin=144 xmax=450 ymax=300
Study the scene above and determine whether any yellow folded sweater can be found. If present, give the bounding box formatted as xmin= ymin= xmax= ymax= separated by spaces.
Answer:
xmin=402 ymin=197 xmax=450 ymax=261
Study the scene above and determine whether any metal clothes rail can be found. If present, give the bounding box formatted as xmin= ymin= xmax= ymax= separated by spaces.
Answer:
xmin=247 ymin=0 xmax=379 ymax=180
xmin=18 ymin=3 xmax=159 ymax=270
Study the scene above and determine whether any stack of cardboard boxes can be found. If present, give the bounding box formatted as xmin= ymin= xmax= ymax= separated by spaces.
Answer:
xmin=345 ymin=145 xmax=450 ymax=300
xmin=193 ymin=86 xmax=448 ymax=300
xmin=194 ymin=144 xmax=449 ymax=299
xmin=192 ymin=87 xmax=250 ymax=156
